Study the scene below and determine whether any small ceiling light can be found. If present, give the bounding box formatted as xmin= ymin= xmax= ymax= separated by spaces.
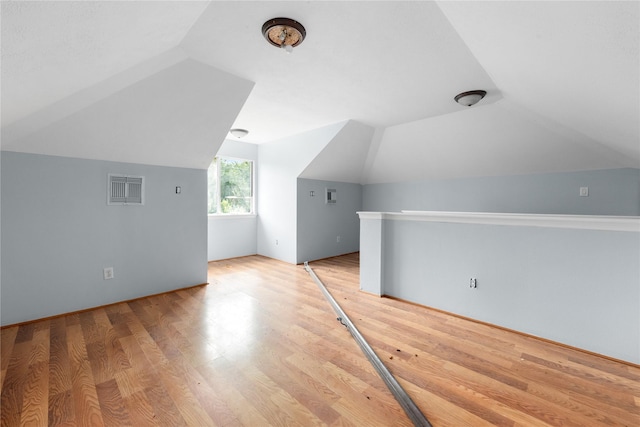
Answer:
xmin=262 ymin=18 xmax=306 ymax=53
xmin=454 ymin=90 xmax=487 ymax=107
xmin=229 ymin=128 xmax=249 ymax=138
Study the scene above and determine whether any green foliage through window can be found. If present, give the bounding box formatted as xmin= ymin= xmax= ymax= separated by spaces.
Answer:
xmin=208 ymin=157 xmax=254 ymax=214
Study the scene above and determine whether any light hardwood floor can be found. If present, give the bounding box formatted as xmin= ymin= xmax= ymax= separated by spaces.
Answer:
xmin=1 ymin=253 xmax=639 ymax=426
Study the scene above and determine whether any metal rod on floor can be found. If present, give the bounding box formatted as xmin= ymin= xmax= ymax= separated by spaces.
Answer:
xmin=304 ymin=262 xmax=433 ymax=427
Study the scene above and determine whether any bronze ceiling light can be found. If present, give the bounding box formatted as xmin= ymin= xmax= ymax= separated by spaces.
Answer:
xmin=454 ymin=90 xmax=487 ymax=107
xmin=262 ymin=18 xmax=306 ymax=53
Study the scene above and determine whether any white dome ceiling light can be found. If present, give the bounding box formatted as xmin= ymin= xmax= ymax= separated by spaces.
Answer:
xmin=229 ymin=128 xmax=249 ymax=138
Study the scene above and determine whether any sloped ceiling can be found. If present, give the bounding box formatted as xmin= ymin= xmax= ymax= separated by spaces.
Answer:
xmin=1 ymin=1 xmax=638 ymax=178
xmin=367 ymin=99 xmax=631 ymax=184
xmin=3 ymin=59 xmax=254 ymax=169
xmin=180 ymin=0 xmax=499 ymax=142
xmin=299 ymin=120 xmax=375 ymax=184
xmin=437 ymin=0 xmax=640 ymax=166
xmin=2 ymin=1 xmax=210 ymax=126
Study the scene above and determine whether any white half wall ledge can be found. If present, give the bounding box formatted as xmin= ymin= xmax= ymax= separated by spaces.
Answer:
xmin=357 ymin=211 xmax=640 ymax=233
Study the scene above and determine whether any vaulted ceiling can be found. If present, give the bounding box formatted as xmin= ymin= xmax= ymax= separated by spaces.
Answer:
xmin=2 ymin=1 xmax=638 ymax=180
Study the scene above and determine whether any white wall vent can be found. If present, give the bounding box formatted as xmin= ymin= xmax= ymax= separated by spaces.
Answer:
xmin=108 ymin=174 xmax=145 ymax=205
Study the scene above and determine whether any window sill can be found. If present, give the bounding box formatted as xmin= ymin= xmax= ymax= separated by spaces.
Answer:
xmin=208 ymin=213 xmax=257 ymax=220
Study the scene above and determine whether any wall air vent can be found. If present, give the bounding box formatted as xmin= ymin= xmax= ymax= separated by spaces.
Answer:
xmin=108 ymin=174 xmax=145 ymax=205
xmin=326 ymin=188 xmax=337 ymax=204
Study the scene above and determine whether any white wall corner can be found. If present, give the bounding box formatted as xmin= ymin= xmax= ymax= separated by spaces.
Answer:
xmin=360 ymin=126 xmax=386 ymax=185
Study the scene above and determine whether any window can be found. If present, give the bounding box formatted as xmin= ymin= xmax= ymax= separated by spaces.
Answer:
xmin=208 ymin=157 xmax=254 ymax=214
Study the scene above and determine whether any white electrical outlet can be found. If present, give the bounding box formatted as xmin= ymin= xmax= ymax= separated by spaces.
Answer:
xmin=579 ymin=187 xmax=589 ymax=197
xmin=337 ymin=235 xmax=341 ymax=243
xmin=470 ymin=278 xmax=477 ymax=288
xmin=103 ymin=267 xmax=114 ymax=280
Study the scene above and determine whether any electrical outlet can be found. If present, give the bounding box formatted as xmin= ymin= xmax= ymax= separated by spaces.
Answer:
xmin=470 ymin=278 xmax=477 ymax=288
xmin=337 ymin=235 xmax=341 ymax=243
xmin=104 ymin=267 xmax=114 ymax=280
xmin=275 ymin=239 xmax=279 ymax=246
xmin=579 ymin=187 xmax=589 ymax=197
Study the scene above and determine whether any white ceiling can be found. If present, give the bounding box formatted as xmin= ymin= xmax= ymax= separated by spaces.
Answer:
xmin=1 ymin=1 xmax=210 ymax=126
xmin=437 ymin=0 xmax=639 ymax=164
xmin=1 ymin=1 xmax=638 ymax=176
xmin=180 ymin=0 xmax=500 ymax=142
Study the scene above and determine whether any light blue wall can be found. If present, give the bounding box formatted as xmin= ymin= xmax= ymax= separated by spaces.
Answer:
xmin=208 ymin=140 xmax=258 ymax=261
xmin=208 ymin=216 xmax=257 ymax=261
xmin=296 ymin=179 xmax=362 ymax=263
xmin=359 ymin=167 xmax=640 ymax=363
xmin=1 ymin=152 xmax=207 ymax=325
xmin=377 ymin=218 xmax=639 ymax=363
xmin=363 ymin=168 xmax=640 ymax=215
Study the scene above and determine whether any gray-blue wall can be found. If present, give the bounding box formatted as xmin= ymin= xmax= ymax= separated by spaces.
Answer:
xmin=376 ymin=218 xmax=639 ymax=363
xmin=363 ymin=168 xmax=640 ymax=215
xmin=1 ymin=152 xmax=207 ymax=325
xmin=359 ymin=167 xmax=640 ymax=362
xmin=297 ymin=178 xmax=362 ymax=263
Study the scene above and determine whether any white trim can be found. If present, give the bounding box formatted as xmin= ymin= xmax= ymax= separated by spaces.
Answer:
xmin=357 ymin=211 xmax=640 ymax=232
xmin=357 ymin=212 xmax=385 ymax=220
xmin=208 ymin=213 xmax=257 ymax=220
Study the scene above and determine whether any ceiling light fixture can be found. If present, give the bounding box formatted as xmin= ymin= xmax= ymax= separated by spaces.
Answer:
xmin=229 ymin=128 xmax=249 ymax=138
xmin=262 ymin=17 xmax=306 ymax=53
xmin=454 ymin=90 xmax=487 ymax=107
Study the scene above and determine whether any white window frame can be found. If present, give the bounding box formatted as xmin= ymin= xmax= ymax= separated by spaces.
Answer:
xmin=208 ymin=156 xmax=255 ymax=216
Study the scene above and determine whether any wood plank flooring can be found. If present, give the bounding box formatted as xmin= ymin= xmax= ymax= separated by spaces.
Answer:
xmin=1 ymin=253 xmax=639 ymax=426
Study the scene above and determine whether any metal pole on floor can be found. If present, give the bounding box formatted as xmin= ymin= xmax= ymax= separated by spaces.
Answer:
xmin=304 ymin=262 xmax=433 ymax=427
